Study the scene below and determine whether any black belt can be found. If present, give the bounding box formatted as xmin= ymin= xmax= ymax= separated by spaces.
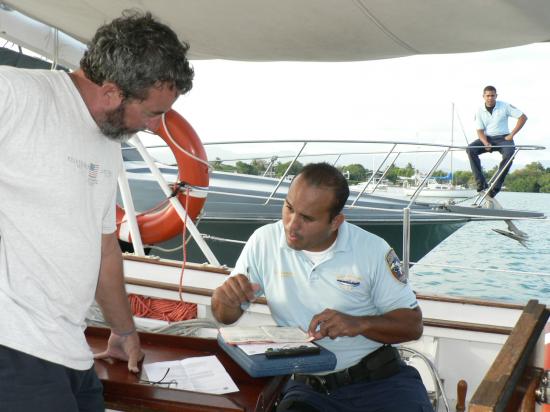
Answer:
xmin=294 ymin=345 xmax=401 ymax=394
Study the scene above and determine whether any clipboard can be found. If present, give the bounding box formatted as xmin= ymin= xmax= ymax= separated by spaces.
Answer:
xmin=217 ymin=333 xmax=337 ymax=378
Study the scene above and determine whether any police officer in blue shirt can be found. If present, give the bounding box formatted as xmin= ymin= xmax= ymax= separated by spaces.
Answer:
xmin=467 ymin=85 xmax=527 ymax=198
xmin=212 ymin=163 xmax=433 ymax=412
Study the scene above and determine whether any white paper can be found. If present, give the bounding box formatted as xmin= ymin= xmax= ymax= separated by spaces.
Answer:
xmin=142 ymin=355 xmax=239 ymax=394
xmin=238 ymin=341 xmax=318 ymax=356
xmin=219 ymin=325 xmax=313 ymax=344
xmin=261 ymin=325 xmax=312 ymax=341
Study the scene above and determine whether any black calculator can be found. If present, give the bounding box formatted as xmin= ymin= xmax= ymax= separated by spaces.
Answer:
xmin=265 ymin=345 xmax=321 ymax=358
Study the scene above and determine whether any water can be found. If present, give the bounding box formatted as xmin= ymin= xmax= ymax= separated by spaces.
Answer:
xmin=410 ymin=192 xmax=550 ymax=305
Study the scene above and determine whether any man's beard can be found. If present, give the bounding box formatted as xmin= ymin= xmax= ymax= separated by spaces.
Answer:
xmin=99 ymin=101 xmax=140 ymax=142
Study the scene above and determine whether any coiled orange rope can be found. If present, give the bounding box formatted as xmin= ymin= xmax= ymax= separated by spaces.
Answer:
xmin=128 ymin=293 xmax=197 ymax=322
xmin=128 ymin=186 xmax=198 ymax=322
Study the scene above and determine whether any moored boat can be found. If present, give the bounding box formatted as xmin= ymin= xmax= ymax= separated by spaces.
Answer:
xmin=403 ymin=177 xmax=476 ymax=200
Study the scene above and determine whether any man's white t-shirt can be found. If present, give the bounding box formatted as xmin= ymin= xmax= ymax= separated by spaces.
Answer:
xmin=0 ymin=67 xmax=121 ymax=370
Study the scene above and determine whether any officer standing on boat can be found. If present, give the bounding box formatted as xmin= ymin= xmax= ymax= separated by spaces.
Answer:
xmin=212 ymin=163 xmax=433 ymax=412
xmin=0 ymin=11 xmax=193 ymax=411
xmin=467 ymin=85 xmax=527 ymax=198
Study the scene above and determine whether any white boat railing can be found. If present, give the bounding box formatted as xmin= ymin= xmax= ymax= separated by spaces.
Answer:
xmin=350 ymin=143 xmax=399 ymax=206
xmin=473 ymin=145 xmax=521 ymax=205
xmin=406 ymin=147 xmax=451 ymax=206
xmin=119 ymin=135 xmax=220 ymax=265
xmin=121 ymin=138 xmax=545 ymax=272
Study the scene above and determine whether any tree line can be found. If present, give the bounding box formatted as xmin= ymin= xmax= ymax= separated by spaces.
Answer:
xmin=211 ymin=158 xmax=550 ymax=193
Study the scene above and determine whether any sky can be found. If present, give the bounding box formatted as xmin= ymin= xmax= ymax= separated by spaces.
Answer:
xmin=169 ymin=42 xmax=550 ymax=173
xmin=3 ymin=34 xmax=549 ymax=173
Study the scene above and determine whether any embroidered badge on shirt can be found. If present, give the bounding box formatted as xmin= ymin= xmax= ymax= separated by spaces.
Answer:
xmin=385 ymin=249 xmax=407 ymax=284
xmin=336 ymin=275 xmax=361 ymax=291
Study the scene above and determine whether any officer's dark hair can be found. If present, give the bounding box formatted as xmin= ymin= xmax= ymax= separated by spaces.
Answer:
xmin=294 ymin=162 xmax=349 ymax=221
xmin=81 ymin=10 xmax=194 ymax=101
xmin=483 ymin=85 xmax=497 ymax=94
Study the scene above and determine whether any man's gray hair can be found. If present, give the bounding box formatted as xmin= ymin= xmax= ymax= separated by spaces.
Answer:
xmin=81 ymin=10 xmax=194 ymax=100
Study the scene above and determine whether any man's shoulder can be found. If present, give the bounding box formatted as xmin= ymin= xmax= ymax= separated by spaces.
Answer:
xmin=343 ymin=222 xmax=390 ymax=250
xmin=0 ymin=67 xmax=65 ymax=93
xmin=0 ymin=66 xmax=55 ymax=80
xmin=0 ymin=66 xmax=27 ymax=84
xmin=497 ymin=100 xmax=523 ymax=115
xmin=496 ymin=100 xmax=517 ymax=110
xmin=252 ymin=220 xmax=283 ymax=240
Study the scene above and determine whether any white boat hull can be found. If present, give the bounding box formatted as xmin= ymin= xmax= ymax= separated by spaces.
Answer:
xmin=121 ymin=255 xmax=547 ymax=410
xmin=404 ymin=187 xmax=476 ymax=199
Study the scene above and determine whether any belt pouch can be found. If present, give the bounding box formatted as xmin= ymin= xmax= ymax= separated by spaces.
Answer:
xmin=362 ymin=345 xmax=400 ymax=380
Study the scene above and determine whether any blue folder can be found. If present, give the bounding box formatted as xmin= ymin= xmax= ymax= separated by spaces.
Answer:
xmin=217 ymin=333 xmax=337 ymax=377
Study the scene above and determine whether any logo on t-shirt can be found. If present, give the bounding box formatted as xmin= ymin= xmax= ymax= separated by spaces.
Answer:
xmin=67 ymin=155 xmax=113 ymax=186
xmin=88 ymin=163 xmax=99 ymax=185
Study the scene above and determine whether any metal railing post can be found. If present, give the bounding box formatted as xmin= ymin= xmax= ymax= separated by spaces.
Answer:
xmin=264 ymin=142 xmax=307 ymax=205
xmin=475 ymin=147 xmax=520 ymax=205
xmin=351 ymin=143 xmax=397 ymax=206
xmin=407 ymin=148 xmax=450 ymax=207
xmin=402 ymin=207 xmax=411 ymax=279
xmin=130 ymin=136 xmax=220 ymax=266
xmin=263 ymin=156 xmax=278 ymax=177
xmin=117 ymin=156 xmax=146 ymax=256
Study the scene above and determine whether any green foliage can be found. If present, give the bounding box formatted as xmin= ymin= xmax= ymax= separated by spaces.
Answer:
xmin=505 ymin=162 xmax=548 ymax=193
xmin=211 ymin=157 xmax=237 ymax=172
xmin=385 ymin=163 xmax=415 ymax=184
xmin=452 ymin=170 xmax=473 ymax=187
xmin=209 ymin=158 xmax=550 ymax=192
xmin=251 ymin=159 xmax=268 ymax=174
xmin=341 ymin=163 xmax=369 ymax=183
xmin=274 ymin=160 xmax=304 ymax=177
xmin=235 ymin=161 xmax=256 ymax=175
xmin=538 ymin=174 xmax=550 ymax=193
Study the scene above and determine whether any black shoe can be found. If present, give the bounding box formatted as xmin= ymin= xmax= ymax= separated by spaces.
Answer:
xmin=476 ymin=182 xmax=489 ymax=192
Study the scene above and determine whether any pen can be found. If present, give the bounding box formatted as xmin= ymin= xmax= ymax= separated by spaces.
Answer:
xmin=241 ymin=266 xmax=260 ymax=311
xmin=240 ymin=266 xmax=253 ymax=311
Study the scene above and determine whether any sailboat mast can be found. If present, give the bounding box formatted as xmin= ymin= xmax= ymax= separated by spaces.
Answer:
xmin=451 ymin=102 xmax=455 ymax=186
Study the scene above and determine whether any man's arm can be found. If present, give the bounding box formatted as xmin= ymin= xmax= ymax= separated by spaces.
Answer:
xmin=476 ymin=129 xmax=492 ymax=151
xmin=93 ymin=232 xmax=143 ymax=372
xmin=211 ymin=274 xmax=260 ymax=324
xmin=308 ymin=306 xmax=423 ymax=343
xmin=506 ymin=114 xmax=527 ymax=141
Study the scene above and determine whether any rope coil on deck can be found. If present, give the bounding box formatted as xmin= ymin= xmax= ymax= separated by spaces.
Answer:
xmin=128 ymin=294 xmax=197 ymax=322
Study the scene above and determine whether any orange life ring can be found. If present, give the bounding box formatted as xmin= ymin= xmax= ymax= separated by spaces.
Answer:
xmin=116 ymin=110 xmax=209 ymax=245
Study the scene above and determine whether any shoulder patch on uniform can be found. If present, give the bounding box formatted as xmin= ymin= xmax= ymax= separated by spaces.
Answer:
xmin=385 ymin=249 xmax=407 ymax=284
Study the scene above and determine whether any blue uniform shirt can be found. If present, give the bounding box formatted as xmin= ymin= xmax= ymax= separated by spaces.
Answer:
xmin=475 ymin=101 xmax=523 ymax=136
xmin=230 ymin=220 xmax=418 ymax=371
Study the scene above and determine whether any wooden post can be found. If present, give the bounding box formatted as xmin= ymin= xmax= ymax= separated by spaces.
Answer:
xmin=456 ymin=379 xmax=467 ymax=411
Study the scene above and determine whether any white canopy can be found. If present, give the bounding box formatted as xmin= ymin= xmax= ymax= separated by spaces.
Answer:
xmin=2 ymin=0 xmax=550 ymax=67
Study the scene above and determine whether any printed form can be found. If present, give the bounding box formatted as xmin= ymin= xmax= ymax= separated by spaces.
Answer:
xmin=142 ymin=355 xmax=239 ymax=394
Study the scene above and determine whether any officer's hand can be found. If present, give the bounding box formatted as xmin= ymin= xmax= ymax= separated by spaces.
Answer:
xmin=504 ymin=134 xmax=514 ymax=141
xmin=484 ymin=142 xmax=492 ymax=151
xmin=212 ymin=274 xmax=260 ymax=309
xmin=308 ymin=309 xmax=363 ymax=340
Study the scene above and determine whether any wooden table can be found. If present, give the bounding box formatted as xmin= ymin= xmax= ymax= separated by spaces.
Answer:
xmin=86 ymin=327 xmax=289 ymax=412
